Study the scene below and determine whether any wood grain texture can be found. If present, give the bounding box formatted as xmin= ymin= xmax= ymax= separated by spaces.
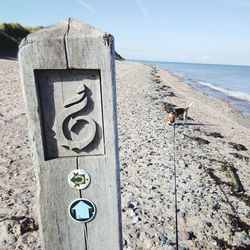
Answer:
xmin=19 ymin=18 xmax=122 ymax=250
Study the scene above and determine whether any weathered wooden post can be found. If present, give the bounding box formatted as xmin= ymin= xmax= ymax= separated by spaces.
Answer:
xmin=19 ymin=18 xmax=122 ymax=250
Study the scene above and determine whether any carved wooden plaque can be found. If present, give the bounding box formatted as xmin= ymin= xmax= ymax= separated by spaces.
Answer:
xmin=36 ymin=69 xmax=104 ymax=160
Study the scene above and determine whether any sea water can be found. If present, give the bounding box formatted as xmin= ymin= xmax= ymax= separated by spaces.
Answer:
xmin=142 ymin=61 xmax=250 ymax=116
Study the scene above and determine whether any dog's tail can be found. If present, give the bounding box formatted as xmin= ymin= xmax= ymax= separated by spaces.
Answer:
xmin=185 ymin=102 xmax=193 ymax=110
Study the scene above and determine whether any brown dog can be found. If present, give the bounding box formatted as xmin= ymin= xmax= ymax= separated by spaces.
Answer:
xmin=166 ymin=103 xmax=193 ymax=125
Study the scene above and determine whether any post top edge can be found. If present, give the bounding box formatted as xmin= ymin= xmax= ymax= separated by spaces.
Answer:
xmin=19 ymin=17 xmax=111 ymax=52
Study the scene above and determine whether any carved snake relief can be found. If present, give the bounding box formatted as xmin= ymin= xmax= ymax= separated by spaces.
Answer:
xmin=52 ymin=84 xmax=97 ymax=151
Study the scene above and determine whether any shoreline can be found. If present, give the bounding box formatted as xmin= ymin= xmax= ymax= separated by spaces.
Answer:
xmin=155 ymin=64 xmax=250 ymax=129
xmin=142 ymin=60 xmax=250 ymax=119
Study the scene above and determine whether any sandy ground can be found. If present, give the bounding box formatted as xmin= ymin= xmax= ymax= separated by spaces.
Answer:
xmin=0 ymin=58 xmax=250 ymax=249
xmin=0 ymin=59 xmax=40 ymax=249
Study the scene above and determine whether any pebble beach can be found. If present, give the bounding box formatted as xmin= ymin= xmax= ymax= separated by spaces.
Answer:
xmin=0 ymin=58 xmax=250 ymax=249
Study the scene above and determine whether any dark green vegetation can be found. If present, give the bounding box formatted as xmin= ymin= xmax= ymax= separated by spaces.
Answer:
xmin=0 ymin=23 xmax=43 ymax=56
xmin=0 ymin=22 xmax=125 ymax=60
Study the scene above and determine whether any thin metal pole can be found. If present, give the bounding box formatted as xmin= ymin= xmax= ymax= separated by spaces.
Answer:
xmin=173 ymin=125 xmax=179 ymax=249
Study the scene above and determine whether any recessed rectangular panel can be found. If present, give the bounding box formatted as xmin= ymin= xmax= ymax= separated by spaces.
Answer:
xmin=35 ymin=69 xmax=104 ymax=160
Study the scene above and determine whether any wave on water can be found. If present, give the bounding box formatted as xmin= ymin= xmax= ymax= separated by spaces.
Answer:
xmin=196 ymin=81 xmax=250 ymax=102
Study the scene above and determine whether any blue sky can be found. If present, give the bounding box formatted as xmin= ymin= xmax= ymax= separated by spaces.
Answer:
xmin=1 ymin=0 xmax=250 ymax=65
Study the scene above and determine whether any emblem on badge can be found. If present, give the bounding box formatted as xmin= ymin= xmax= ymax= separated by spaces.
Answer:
xmin=68 ymin=169 xmax=91 ymax=190
xmin=69 ymin=198 xmax=96 ymax=223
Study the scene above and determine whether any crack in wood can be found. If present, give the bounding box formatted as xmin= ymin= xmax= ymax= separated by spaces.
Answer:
xmin=64 ymin=17 xmax=71 ymax=69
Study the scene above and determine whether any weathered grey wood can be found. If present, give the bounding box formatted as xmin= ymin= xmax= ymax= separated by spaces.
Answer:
xmin=19 ymin=18 xmax=122 ymax=250
xmin=36 ymin=69 xmax=104 ymax=159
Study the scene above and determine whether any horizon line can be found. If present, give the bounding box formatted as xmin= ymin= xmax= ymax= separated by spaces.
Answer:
xmin=131 ymin=58 xmax=250 ymax=68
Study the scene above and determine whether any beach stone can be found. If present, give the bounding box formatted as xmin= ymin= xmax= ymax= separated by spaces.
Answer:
xmin=179 ymin=211 xmax=185 ymax=218
xmin=135 ymin=232 xmax=140 ymax=239
xmin=245 ymin=211 xmax=250 ymax=218
xmin=125 ymin=246 xmax=133 ymax=250
xmin=131 ymin=216 xmax=139 ymax=224
xmin=144 ymin=239 xmax=153 ymax=249
xmin=6 ymin=221 xmax=15 ymax=231
xmin=0 ymin=208 xmax=8 ymax=218
xmin=179 ymin=246 xmax=189 ymax=250
xmin=213 ymin=241 xmax=218 ymax=246
xmin=197 ymin=182 xmax=204 ymax=188
xmin=127 ymin=209 xmax=135 ymax=217
xmin=183 ymin=231 xmax=195 ymax=240
xmin=18 ymin=204 xmax=29 ymax=213
xmin=123 ymin=238 xmax=127 ymax=246
xmin=159 ymin=234 xmax=168 ymax=245
xmin=163 ymin=246 xmax=175 ymax=250
xmin=197 ymin=164 xmax=203 ymax=170
xmin=8 ymin=235 xmax=17 ymax=244
xmin=144 ymin=222 xmax=152 ymax=230
xmin=203 ymin=220 xmax=213 ymax=228
xmin=153 ymin=215 xmax=158 ymax=220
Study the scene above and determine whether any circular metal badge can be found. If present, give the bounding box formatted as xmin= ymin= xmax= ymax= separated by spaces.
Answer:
xmin=68 ymin=169 xmax=91 ymax=190
xmin=69 ymin=198 xmax=96 ymax=223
